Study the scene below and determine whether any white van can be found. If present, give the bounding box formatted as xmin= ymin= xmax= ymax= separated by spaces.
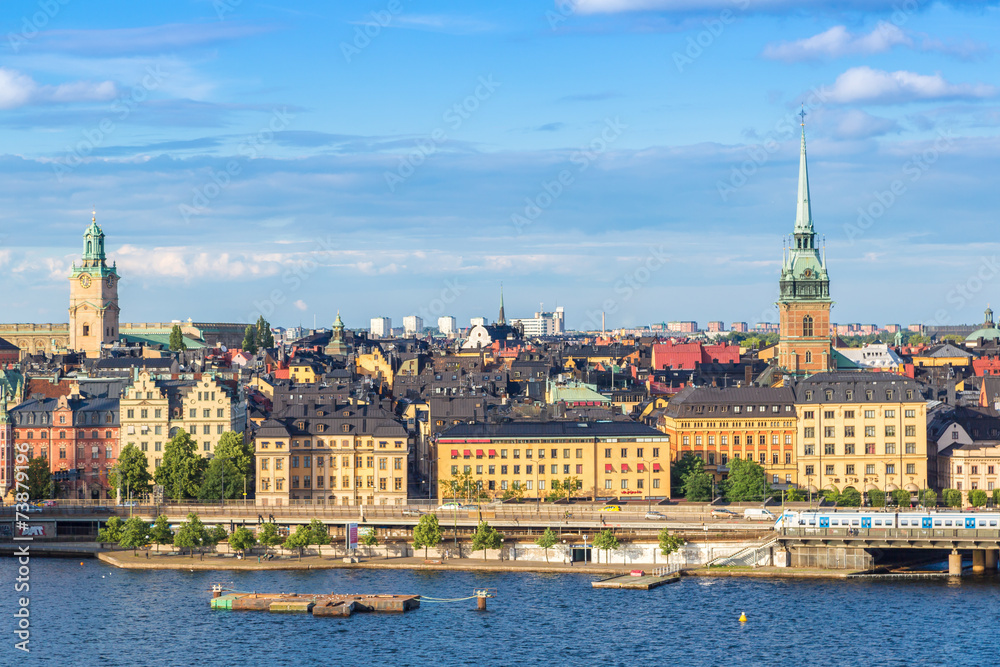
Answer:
xmin=743 ymin=508 xmax=776 ymax=521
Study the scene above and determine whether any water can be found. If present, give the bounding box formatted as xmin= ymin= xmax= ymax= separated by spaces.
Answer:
xmin=4 ymin=558 xmax=997 ymax=666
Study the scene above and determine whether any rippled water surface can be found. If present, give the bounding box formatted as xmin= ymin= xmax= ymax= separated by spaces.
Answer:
xmin=4 ymin=558 xmax=997 ymax=666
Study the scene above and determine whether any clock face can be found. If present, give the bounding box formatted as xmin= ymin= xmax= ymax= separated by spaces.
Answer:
xmin=803 ymin=268 xmax=813 ymax=278
xmin=106 ymin=276 xmax=114 ymax=288
xmin=79 ymin=274 xmax=92 ymax=288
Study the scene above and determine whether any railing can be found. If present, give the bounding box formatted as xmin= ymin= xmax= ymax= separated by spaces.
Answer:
xmin=781 ymin=527 xmax=1000 ymax=541
xmin=651 ymin=565 xmax=680 ymax=576
xmin=709 ymin=535 xmax=779 ymax=568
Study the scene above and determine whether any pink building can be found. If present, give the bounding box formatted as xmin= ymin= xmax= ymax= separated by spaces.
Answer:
xmin=651 ymin=339 xmax=741 ymax=370
xmin=707 ymin=321 xmax=725 ymax=333
xmin=667 ymin=321 xmax=698 ymax=333
xmin=730 ymin=322 xmax=749 ymax=333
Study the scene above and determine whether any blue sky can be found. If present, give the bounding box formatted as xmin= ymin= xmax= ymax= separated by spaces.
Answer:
xmin=2 ymin=0 xmax=999 ymax=332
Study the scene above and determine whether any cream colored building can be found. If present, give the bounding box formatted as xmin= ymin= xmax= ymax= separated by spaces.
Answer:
xmin=793 ymin=372 xmax=928 ymax=496
xmin=120 ymin=372 xmax=247 ymax=477
xmin=932 ymin=406 xmax=1000 ymax=493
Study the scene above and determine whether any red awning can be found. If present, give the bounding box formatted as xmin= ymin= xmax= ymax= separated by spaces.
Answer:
xmin=605 ymin=464 xmax=614 ymax=472
xmin=621 ymin=464 xmax=630 ymax=472
xmin=463 ymin=449 xmax=472 ymax=456
xmin=653 ymin=463 xmax=663 ymax=472
xmin=637 ymin=463 xmax=646 ymax=472
xmin=488 ymin=449 xmax=497 ymax=456
xmin=476 ymin=449 xmax=485 ymax=456
xmin=451 ymin=449 xmax=459 ymax=457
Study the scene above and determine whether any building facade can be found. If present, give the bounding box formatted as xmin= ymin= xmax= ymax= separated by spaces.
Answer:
xmin=437 ymin=316 xmax=458 ymax=336
xmin=69 ymin=216 xmax=120 ymax=358
xmin=403 ymin=316 xmax=423 ymax=336
xmin=436 ymin=421 xmax=671 ymax=502
xmin=370 ymin=317 xmax=392 ymax=338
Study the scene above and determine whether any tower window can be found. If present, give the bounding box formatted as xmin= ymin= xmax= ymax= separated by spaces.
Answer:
xmin=805 ymin=351 xmax=813 ymax=364
xmin=802 ymin=315 xmax=814 ymax=337
xmin=82 ymin=325 xmax=90 ymax=336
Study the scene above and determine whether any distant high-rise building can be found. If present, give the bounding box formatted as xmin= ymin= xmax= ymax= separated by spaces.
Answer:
xmin=731 ymin=322 xmax=749 ymax=333
xmin=884 ymin=324 xmax=901 ymax=334
xmin=512 ymin=307 xmax=565 ymax=337
xmin=403 ymin=315 xmax=423 ymax=335
xmin=707 ymin=321 xmax=725 ymax=333
xmin=667 ymin=321 xmax=697 ymax=333
xmin=470 ymin=316 xmax=488 ymax=326
xmin=370 ymin=317 xmax=391 ymax=338
xmin=438 ymin=316 xmax=457 ymax=336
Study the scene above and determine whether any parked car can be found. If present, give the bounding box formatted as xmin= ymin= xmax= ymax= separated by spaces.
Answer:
xmin=711 ymin=508 xmax=738 ymax=519
xmin=599 ymin=505 xmax=622 ymax=512
xmin=437 ymin=502 xmax=463 ymax=511
xmin=644 ymin=511 xmax=665 ymax=520
xmin=402 ymin=509 xmax=424 ymax=517
xmin=41 ymin=500 xmax=57 ymax=507
xmin=743 ymin=508 xmax=776 ymax=521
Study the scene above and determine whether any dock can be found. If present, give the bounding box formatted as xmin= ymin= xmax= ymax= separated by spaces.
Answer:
xmin=592 ymin=567 xmax=681 ymax=590
xmin=210 ymin=589 xmax=420 ymax=617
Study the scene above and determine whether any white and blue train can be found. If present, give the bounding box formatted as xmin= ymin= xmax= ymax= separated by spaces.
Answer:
xmin=774 ymin=510 xmax=1000 ymax=531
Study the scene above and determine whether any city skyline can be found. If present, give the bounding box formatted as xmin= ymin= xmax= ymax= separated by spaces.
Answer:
xmin=2 ymin=1 xmax=999 ymax=329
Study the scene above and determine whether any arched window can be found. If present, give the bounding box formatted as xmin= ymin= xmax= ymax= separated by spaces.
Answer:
xmin=805 ymin=351 xmax=813 ymax=364
xmin=802 ymin=315 xmax=814 ymax=337
xmin=87 ymin=240 xmax=92 ymax=254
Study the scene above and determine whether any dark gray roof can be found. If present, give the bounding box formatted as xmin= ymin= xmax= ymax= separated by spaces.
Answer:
xmin=792 ymin=371 xmax=924 ymax=403
xmin=438 ymin=420 xmax=666 ymax=439
xmin=665 ymin=385 xmax=796 ymax=418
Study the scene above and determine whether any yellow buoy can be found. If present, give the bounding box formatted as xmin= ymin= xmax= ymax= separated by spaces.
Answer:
xmin=79 ymin=562 xmax=84 ymax=566
xmin=739 ymin=612 xmax=747 ymax=623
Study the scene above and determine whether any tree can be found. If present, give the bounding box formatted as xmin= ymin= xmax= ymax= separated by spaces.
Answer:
xmin=168 ymin=324 xmax=187 ymax=352
xmin=671 ymin=453 xmax=702 ymax=493
xmin=724 ymin=458 xmax=769 ymax=502
xmin=24 ymin=457 xmax=53 ymax=501
xmin=173 ymin=513 xmax=209 ymax=557
xmin=839 ymin=488 xmax=862 ymax=507
xmin=207 ymin=524 xmax=228 ymax=550
xmin=943 ymin=488 xmax=963 ymax=508
xmin=535 ymin=527 xmax=557 ymax=563
xmin=470 ymin=520 xmax=502 ymax=561
xmin=359 ymin=526 xmax=379 ymax=558
xmin=561 ymin=476 xmax=581 ymax=502
xmin=257 ymin=522 xmax=282 ymax=556
xmin=969 ymin=489 xmax=988 ymax=508
xmin=119 ymin=517 xmax=150 ymax=555
xmin=867 ymin=489 xmax=886 ymax=507
xmin=993 ymin=489 xmax=1000 ymax=508
xmin=501 ymin=485 xmax=524 ymax=501
xmin=920 ymin=489 xmax=938 ymax=507
xmin=283 ymin=524 xmax=311 ymax=560
xmin=309 ymin=519 xmax=331 ymax=556
xmin=242 ymin=325 xmax=258 ymax=355
xmin=229 ymin=526 xmax=257 ymax=557
xmin=154 ymin=429 xmax=207 ymax=501
xmin=149 ymin=515 xmax=173 ymax=552
xmin=108 ymin=444 xmax=153 ymax=501
xmin=197 ymin=456 xmax=242 ymax=501
xmin=675 ymin=454 xmax=713 ymax=502
xmin=98 ymin=516 xmax=124 ymax=546
xmin=658 ymin=527 xmax=684 ymax=557
xmin=439 ymin=470 xmax=486 ymax=503
xmin=892 ymin=489 xmax=912 ymax=508
xmin=546 ymin=480 xmax=563 ymax=503
xmin=593 ymin=529 xmax=620 ymax=564
xmin=785 ymin=488 xmax=806 ymax=502
xmin=412 ymin=514 xmax=443 ymax=559
xmin=214 ymin=431 xmax=254 ymax=485
xmin=256 ymin=316 xmax=275 ymax=350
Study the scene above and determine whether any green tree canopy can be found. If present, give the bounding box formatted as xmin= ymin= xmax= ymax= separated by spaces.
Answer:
xmin=109 ymin=444 xmax=153 ymax=500
xmin=535 ymin=527 xmax=557 ymax=563
xmin=197 ymin=456 xmax=242 ymax=501
xmin=149 ymin=514 xmax=173 ymax=552
xmin=242 ymin=325 xmax=258 ymax=355
xmin=98 ymin=516 xmax=124 ymax=545
xmin=214 ymin=431 xmax=253 ymax=481
xmin=119 ymin=517 xmax=150 ymax=555
xmin=920 ymin=489 xmax=938 ymax=507
xmin=229 ymin=526 xmax=257 ymax=557
xmin=309 ymin=519 xmax=331 ymax=549
xmin=470 ymin=520 xmax=502 ymax=561
xmin=257 ymin=522 xmax=282 ymax=554
xmin=256 ymin=316 xmax=275 ymax=349
xmin=173 ymin=513 xmax=209 ymax=557
xmin=154 ymin=429 xmax=207 ymax=501
xmin=724 ymin=458 xmax=769 ymax=502
xmin=943 ymin=488 xmax=963 ymax=508
xmin=658 ymin=527 xmax=684 ymax=557
xmin=675 ymin=453 xmax=713 ymax=502
xmin=25 ymin=456 xmax=53 ymax=501
xmin=412 ymin=514 xmax=443 ymax=559
xmin=168 ymin=324 xmax=187 ymax=352
xmin=207 ymin=524 xmax=228 ymax=548
xmin=284 ymin=524 xmax=312 ymax=559
xmin=439 ymin=469 xmax=487 ymax=503
xmin=785 ymin=488 xmax=807 ymax=502
xmin=839 ymin=488 xmax=862 ymax=507
xmin=593 ymin=528 xmax=620 ymax=563
xmin=359 ymin=526 xmax=379 ymax=557
xmin=671 ymin=453 xmax=701 ymax=492
xmin=969 ymin=489 xmax=988 ymax=508
xmin=868 ymin=489 xmax=886 ymax=508
xmin=892 ymin=489 xmax=912 ymax=508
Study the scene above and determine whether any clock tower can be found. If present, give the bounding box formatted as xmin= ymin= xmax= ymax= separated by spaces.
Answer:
xmin=68 ymin=214 xmax=120 ymax=358
xmin=777 ymin=114 xmax=832 ymax=377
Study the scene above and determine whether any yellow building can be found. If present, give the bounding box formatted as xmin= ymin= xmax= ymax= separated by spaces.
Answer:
xmin=355 ymin=346 xmax=395 ymax=388
xmin=793 ymin=372 xmax=928 ymax=496
xmin=288 ymin=360 xmax=321 ymax=384
xmin=436 ymin=421 xmax=670 ymax=502
xmin=254 ymin=403 xmax=409 ymax=507
xmin=120 ymin=372 xmax=246 ymax=477
xmin=910 ymin=342 xmax=973 ymax=368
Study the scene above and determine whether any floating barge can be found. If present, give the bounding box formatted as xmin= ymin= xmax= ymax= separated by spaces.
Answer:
xmin=592 ymin=569 xmax=681 ymax=590
xmin=210 ymin=588 xmax=420 ymax=617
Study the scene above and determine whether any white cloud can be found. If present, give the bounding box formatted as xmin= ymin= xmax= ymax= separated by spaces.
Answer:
xmin=825 ymin=109 xmax=899 ymax=139
xmin=763 ymin=23 xmax=910 ymax=61
xmin=568 ymin=0 xmax=917 ymax=13
xmin=820 ymin=66 xmax=997 ymax=105
xmin=294 ymin=299 xmax=308 ymax=311
xmin=0 ymin=67 xmax=118 ymax=109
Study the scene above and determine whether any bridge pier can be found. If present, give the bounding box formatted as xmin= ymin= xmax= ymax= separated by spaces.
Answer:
xmin=949 ymin=550 xmax=963 ymax=577
xmin=972 ymin=549 xmax=986 ymax=574
xmin=986 ymin=549 xmax=998 ymax=571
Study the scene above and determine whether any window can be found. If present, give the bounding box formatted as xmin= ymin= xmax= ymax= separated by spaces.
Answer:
xmin=605 ymin=480 xmax=612 ymax=489
xmin=785 ymin=435 xmax=792 ymax=445
xmin=865 ymin=426 xmax=876 ymax=437
xmin=707 ymin=436 xmax=715 ymax=446
xmin=824 ymin=426 xmax=835 ymax=438
xmin=824 ymin=410 xmax=834 ymax=419
xmin=972 ymin=466 xmax=979 ymax=475
xmin=866 ymin=464 xmax=875 ymax=475
xmin=885 ymin=425 xmax=896 ymax=437
xmin=886 ymin=464 xmax=895 ymax=475
xmin=734 ymin=436 xmax=740 ymax=445
xmin=905 ymin=443 xmax=916 ymax=454
xmin=865 ymin=443 xmax=875 ymax=455
xmin=759 ymin=435 xmax=766 ymax=445
xmin=825 ymin=443 xmax=835 ymax=455
xmin=802 ymin=315 xmax=814 ymax=337
xmin=844 ymin=410 xmax=854 ymax=419
xmin=905 ymin=409 xmax=915 ymax=418
xmin=804 ymin=427 xmax=815 ymax=438
xmin=845 ymin=443 xmax=855 ymax=455
xmin=621 ymin=479 xmax=628 ymax=489
xmin=864 ymin=410 xmax=875 ymax=418
xmin=276 ymin=459 xmax=283 ymax=470
xmin=844 ymin=426 xmax=855 ymax=438
xmin=772 ymin=435 xmax=779 ymax=445
xmin=846 ymin=464 xmax=855 ymax=475
xmin=501 ymin=465 xmax=508 ymax=475
xmin=695 ymin=437 xmax=703 ymax=446
xmin=785 ymin=452 xmax=791 ymax=464
xmin=577 ymin=448 xmax=584 ymax=458
xmin=805 ymin=465 xmax=814 ymax=475
xmin=906 ymin=464 xmax=915 ymax=475
xmin=759 ymin=453 xmax=766 ymax=464
xmin=885 ymin=443 xmax=896 ymax=455
xmin=772 ymin=453 xmax=779 ymax=465
xmin=513 ymin=465 xmax=520 ymax=475
xmin=621 ymin=447 xmax=628 ymax=457
xmin=825 ymin=465 xmax=834 ymax=475
xmin=804 ymin=445 xmax=815 ymax=455
xmin=905 ymin=425 xmax=916 ymax=437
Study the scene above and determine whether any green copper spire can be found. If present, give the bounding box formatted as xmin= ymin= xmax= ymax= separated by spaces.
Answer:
xmin=498 ymin=283 xmax=506 ymax=326
xmin=82 ymin=210 xmax=106 ymax=262
xmin=794 ymin=108 xmax=813 ymax=234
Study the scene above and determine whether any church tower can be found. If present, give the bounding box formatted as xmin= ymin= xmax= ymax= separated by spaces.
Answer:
xmin=777 ymin=113 xmax=832 ymax=376
xmin=68 ymin=213 xmax=120 ymax=358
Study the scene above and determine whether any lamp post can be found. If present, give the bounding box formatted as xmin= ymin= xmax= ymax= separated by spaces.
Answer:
xmin=528 ymin=459 xmax=541 ymax=511
xmin=642 ymin=459 xmax=654 ymax=511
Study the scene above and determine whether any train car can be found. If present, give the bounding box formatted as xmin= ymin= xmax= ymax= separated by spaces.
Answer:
xmin=774 ymin=509 xmax=1000 ymax=531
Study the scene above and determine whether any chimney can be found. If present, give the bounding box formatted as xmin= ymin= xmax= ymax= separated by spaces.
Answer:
xmin=744 ymin=365 xmax=752 ymax=386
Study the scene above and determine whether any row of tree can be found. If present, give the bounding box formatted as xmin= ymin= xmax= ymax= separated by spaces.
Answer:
xmin=673 ymin=454 xmax=770 ymax=502
xmin=439 ymin=470 xmax=584 ymax=504
xmin=241 ymin=316 xmax=275 ymax=355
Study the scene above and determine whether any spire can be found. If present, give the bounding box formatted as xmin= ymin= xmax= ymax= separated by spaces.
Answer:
xmin=498 ymin=283 xmax=506 ymax=326
xmin=794 ymin=106 xmax=814 ymax=234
